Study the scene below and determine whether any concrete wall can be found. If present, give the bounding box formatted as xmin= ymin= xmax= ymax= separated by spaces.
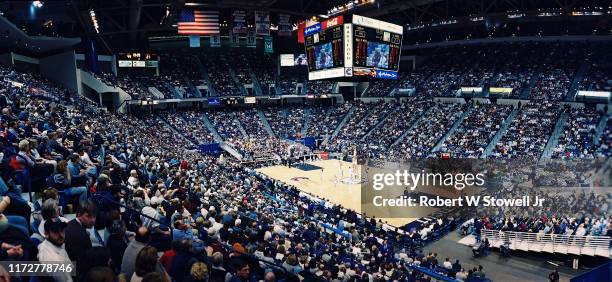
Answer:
xmin=0 ymin=53 xmax=13 ymax=66
xmin=39 ymin=51 xmax=78 ymax=92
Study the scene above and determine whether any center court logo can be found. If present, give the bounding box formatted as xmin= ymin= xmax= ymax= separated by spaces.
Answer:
xmin=291 ymin=176 xmax=310 ymax=182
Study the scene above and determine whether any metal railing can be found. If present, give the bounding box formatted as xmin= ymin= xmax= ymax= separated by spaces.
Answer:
xmin=480 ymin=229 xmax=611 ymax=258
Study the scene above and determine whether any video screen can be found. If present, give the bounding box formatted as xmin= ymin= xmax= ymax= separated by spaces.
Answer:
xmin=294 ymin=54 xmax=307 ymax=66
xmin=353 ymin=24 xmax=402 ymax=73
xmin=314 ymin=43 xmax=334 ymax=70
xmin=304 ymin=24 xmax=344 ymax=75
xmin=366 ymin=42 xmax=390 ymax=69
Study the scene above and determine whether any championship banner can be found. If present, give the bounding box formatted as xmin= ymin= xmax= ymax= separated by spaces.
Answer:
xmin=264 ymin=36 xmax=273 ymax=53
xmin=278 ymin=14 xmax=292 ymax=36
xmin=230 ymin=31 xmax=240 ymax=47
xmin=210 ymin=35 xmax=221 ymax=47
xmin=232 ymin=10 xmax=247 ymax=34
xmin=189 ymin=35 xmax=200 ymax=47
xmin=247 ymin=31 xmax=256 ymax=48
xmin=254 ymin=11 xmax=270 ymax=35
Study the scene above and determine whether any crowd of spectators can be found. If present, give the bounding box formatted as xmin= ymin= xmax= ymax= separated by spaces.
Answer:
xmin=99 ymin=73 xmax=158 ymax=100
xmin=206 ymin=111 xmax=244 ymax=141
xmin=395 ymin=72 xmax=430 ymax=94
xmin=439 ymin=103 xmax=513 ymax=158
xmin=326 ymin=101 xmax=396 ymax=155
xmin=363 ymin=80 xmax=398 ymax=97
xmin=361 ymin=100 xmax=433 ymax=160
xmin=79 ymin=42 xmax=612 ymax=102
xmin=250 ymin=54 xmax=277 ymax=96
xmin=305 ymin=104 xmax=351 ymax=140
xmin=390 ymin=103 xmax=468 ymax=159
xmin=551 ymin=108 xmax=603 ymax=159
xmin=234 ymin=53 xmax=254 ymax=86
xmin=263 ymin=107 xmax=306 ymax=139
xmin=201 ymin=53 xmax=243 ymax=96
xmin=467 ymin=186 xmax=611 ymax=238
xmin=158 ymin=112 xmax=215 ymax=145
xmin=596 ymin=116 xmax=611 ymax=158
xmin=159 ymin=54 xmax=202 ymax=98
xmin=529 ymin=66 xmax=574 ymax=101
xmin=579 ymin=49 xmax=612 ymax=92
xmin=278 ymin=68 xmax=308 ymax=95
xmin=492 ymin=102 xmax=561 ymax=159
xmin=235 ymin=109 xmax=269 ymax=140
xmin=306 ymin=81 xmax=335 ymax=95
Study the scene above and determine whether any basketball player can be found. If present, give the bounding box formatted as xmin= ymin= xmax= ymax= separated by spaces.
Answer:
xmin=348 ymin=165 xmax=354 ymax=182
xmin=320 ymin=167 xmax=324 ymax=182
xmin=338 ymin=159 xmax=344 ymax=179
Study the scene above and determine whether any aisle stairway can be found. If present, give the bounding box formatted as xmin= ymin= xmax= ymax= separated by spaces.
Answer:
xmin=432 ymin=105 xmax=474 ymax=152
xmin=328 ymin=106 xmax=355 ymax=143
xmin=201 ymin=114 xmax=223 ymax=143
xmin=195 ymin=57 xmax=216 ymax=97
xmin=540 ymin=111 xmax=569 ymax=160
xmin=360 ymin=108 xmax=398 ymax=141
xmin=156 ymin=115 xmax=196 ymax=145
xmin=235 ymin=118 xmax=249 ymax=138
xmin=482 ymin=109 xmax=519 ymax=158
xmin=593 ymin=114 xmax=609 ymax=145
xmin=565 ymin=61 xmax=589 ymax=101
xmin=257 ymin=109 xmax=276 ymax=138
xmin=228 ymin=68 xmax=248 ymax=96
xmin=520 ymin=65 xmax=544 ymax=99
xmin=250 ymin=70 xmax=263 ymax=96
xmin=166 ymin=82 xmax=183 ymax=99
xmin=301 ymin=108 xmax=311 ymax=136
xmin=391 ymin=107 xmax=434 ymax=147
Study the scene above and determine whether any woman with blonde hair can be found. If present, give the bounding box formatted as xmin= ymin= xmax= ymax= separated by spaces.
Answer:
xmin=185 ymin=262 xmax=209 ymax=282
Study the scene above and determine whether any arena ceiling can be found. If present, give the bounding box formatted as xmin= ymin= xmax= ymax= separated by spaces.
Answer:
xmin=0 ymin=0 xmax=607 ymax=53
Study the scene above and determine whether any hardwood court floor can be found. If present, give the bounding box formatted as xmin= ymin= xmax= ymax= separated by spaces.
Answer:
xmin=256 ymin=159 xmax=437 ymax=228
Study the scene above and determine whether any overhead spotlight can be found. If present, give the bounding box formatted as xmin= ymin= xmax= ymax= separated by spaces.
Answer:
xmin=32 ymin=1 xmax=43 ymax=8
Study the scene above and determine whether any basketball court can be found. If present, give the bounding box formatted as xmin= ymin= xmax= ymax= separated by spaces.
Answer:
xmin=256 ymin=159 xmax=438 ymax=227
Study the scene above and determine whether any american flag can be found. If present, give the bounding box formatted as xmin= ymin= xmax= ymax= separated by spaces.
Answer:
xmin=178 ymin=10 xmax=219 ymax=35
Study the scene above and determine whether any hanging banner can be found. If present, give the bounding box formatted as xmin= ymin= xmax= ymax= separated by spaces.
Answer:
xmin=297 ymin=22 xmax=305 ymax=44
xmin=264 ymin=36 xmax=273 ymax=53
xmin=254 ymin=11 xmax=270 ymax=35
xmin=232 ymin=10 xmax=247 ymax=34
xmin=247 ymin=31 xmax=256 ymax=48
xmin=189 ymin=35 xmax=200 ymax=47
xmin=178 ymin=10 xmax=219 ymax=35
xmin=278 ymin=14 xmax=292 ymax=36
xmin=230 ymin=31 xmax=239 ymax=47
xmin=210 ymin=35 xmax=221 ymax=47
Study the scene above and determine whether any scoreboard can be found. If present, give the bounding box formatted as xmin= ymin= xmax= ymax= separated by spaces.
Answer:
xmin=304 ymin=15 xmax=347 ymax=80
xmin=352 ymin=15 xmax=402 ymax=78
xmin=303 ymin=14 xmax=403 ymax=80
xmin=117 ymin=52 xmax=159 ymax=68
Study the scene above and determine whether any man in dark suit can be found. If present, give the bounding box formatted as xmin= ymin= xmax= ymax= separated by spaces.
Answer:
xmin=65 ymin=200 xmax=98 ymax=277
xmin=452 ymin=259 xmax=462 ymax=273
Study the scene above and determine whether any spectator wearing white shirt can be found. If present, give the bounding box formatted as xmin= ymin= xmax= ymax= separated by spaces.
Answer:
xmin=38 ymin=218 xmax=73 ymax=282
xmin=443 ymin=257 xmax=453 ymax=269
